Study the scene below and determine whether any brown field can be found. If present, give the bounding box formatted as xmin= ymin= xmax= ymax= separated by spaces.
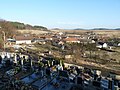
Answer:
xmin=17 ymin=29 xmax=50 ymax=35
xmin=92 ymin=30 xmax=120 ymax=37
xmin=18 ymin=30 xmax=120 ymax=38
xmin=18 ymin=29 xmax=120 ymax=37
xmin=52 ymin=29 xmax=120 ymax=37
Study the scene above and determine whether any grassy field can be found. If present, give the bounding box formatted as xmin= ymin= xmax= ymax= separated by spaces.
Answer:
xmin=18 ymin=29 xmax=120 ymax=37
xmin=93 ymin=30 xmax=120 ymax=37
xmin=17 ymin=29 xmax=50 ymax=35
xmin=51 ymin=29 xmax=120 ymax=37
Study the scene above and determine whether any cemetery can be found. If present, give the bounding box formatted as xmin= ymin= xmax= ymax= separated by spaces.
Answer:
xmin=0 ymin=52 xmax=120 ymax=90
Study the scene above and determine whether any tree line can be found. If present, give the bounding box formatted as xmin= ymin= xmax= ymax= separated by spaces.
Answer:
xmin=0 ymin=20 xmax=48 ymax=31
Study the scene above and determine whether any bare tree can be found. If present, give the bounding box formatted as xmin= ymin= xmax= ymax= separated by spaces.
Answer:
xmin=0 ymin=21 xmax=16 ymax=38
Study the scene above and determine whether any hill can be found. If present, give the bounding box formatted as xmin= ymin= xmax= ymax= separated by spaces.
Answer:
xmin=0 ymin=19 xmax=48 ymax=37
xmin=0 ymin=19 xmax=48 ymax=31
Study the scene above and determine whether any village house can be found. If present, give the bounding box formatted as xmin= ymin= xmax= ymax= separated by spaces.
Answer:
xmin=96 ymin=42 xmax=108 ymax=48
xmin=58 ymin=32 xmax=64 ymax=36
xmin=32 ymin=38 xmax=46 ymax=44
xmin=39 ymin=35 xmax=53 ymax=41
xmin=91 ymin=38 xmax=98 ymax=43
xmin=45 ymin=36 xmax=53 ymax=41
xmin=15 ymin=35 xmax=34 ymax=45
xmin=58 ymin=41 xmax=64 ymax=45
xmin=118 ymin=43 xmax=120 ymax=46
xmin=6 ymin=38 xmax=16 ymax=47
xmin=64 ymin=37 xmax=80 ymax=43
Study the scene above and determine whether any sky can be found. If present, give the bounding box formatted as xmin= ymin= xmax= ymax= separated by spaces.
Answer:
xmin=0 ymin=0 xmax=120 ymax=29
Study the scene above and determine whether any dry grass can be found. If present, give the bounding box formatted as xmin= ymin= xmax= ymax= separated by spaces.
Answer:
xmin=92 ymin=30 xmax=120 ymax=37
xmin=17 ymin=29 xmax=49 ymax=35
xmin=51 ymin=29 xmax=88 ymax=34
xmin=18 ymin=29 xmax=120 ymax=37
xmin=51 ymin=29 xmax=120 ymax=37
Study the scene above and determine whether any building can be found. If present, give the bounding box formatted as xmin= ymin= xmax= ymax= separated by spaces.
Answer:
xmin=32 ymin=38 xmax=46 ymax=44
xmin=15 ymin=35 xmax=33 ymax=44
xmin=96 ymin=42 xmax=108 ymax=48
xmin=118 ymin=43 xmax=120 ymax=46
xmin=45 ymin=36 xmax=53 ymax=41
xmin=64 ymin=37 xmax=80 ymax=43
xmin=6 ymin=38 xmax=16 ymax=47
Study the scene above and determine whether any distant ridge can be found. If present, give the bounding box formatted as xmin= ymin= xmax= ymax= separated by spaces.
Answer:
xmin=0 ymin=18 xmax=6 ymax=21
xmin=92 ymin=28 xmax=120 ymax=30
xmin=92 ymin=28 xmax=110 ymax=30
xmin=52 ymin=28 xmax=61 ymax=30
xmin=74 ymin=28 xmax=85 ymax=30
xmin=115 ymin=28 xmax=120 ymax=30
xmin=73 ymin=28 xmax=120 ymax=30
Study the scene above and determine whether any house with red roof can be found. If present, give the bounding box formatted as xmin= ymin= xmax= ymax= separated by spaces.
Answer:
xmin=64 ymin=37 xmax=80 ymax=43
xmin=15 ymin=35 xmax=34 ymax=44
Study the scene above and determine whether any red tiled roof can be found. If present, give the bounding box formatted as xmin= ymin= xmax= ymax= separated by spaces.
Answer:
xmin=64 ymin=37 xmax=79 ymax=41
xmin=15 ymin=36 xmax=33 ymax=41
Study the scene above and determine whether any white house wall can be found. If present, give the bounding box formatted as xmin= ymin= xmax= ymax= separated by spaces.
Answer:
xmin=118 ymin=43 xmax=120 ymax=46
xmin=16 ymin=40 xmax=32 ymax=44
xmin=103 ymin=43 xmax=107 ymax=48
xmin=96 ymin=45 xmax=102 ymax=48
xmin=66 ymin=41 xmax=80 ymax=43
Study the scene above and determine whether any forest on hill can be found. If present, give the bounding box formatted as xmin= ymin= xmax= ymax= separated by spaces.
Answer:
xmin=0 ymin=19 xmax=48 ymax=30
xmin=0 ymin=20 xmax=48 ymax=37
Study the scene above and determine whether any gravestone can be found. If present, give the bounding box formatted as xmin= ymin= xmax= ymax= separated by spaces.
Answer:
xmin=0 ymin=55 xmax=2 ymax=64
